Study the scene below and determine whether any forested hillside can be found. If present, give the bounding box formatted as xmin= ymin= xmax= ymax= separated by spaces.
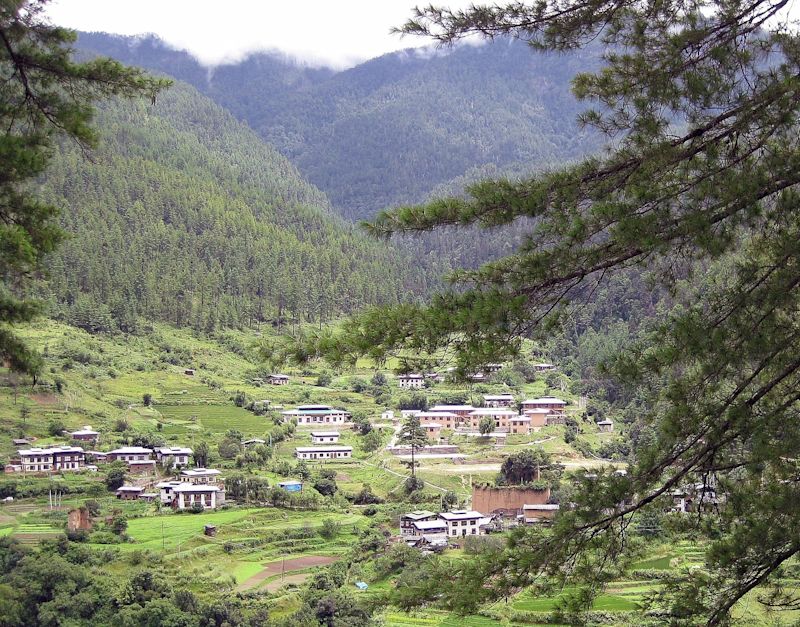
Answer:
xmin=33 ymin=81 xmax=436 ymax=333
xmin=77 ymin=32 xmax=602 ymax=221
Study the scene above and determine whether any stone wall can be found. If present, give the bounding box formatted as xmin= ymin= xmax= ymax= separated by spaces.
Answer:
xmin=472 ymin=485 xmax=550 ymax=515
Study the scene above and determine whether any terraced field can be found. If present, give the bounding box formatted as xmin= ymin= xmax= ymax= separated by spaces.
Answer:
xmin=157 ymin=403 xmax=268 ymax=435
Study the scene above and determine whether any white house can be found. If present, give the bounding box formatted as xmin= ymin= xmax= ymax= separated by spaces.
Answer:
xmin=155 ymin=446 xmax=193 ymax=468
xmin=70 ymin=425 xmax=99 ymax=442
xmin=439 ymin=510 xmax=490 ymax=537
xmin=295 ymin=445 xmax=353 ymax=460
xmin=282 ymin=405 xmax=351 ymax=425
xmin=170 ymin=483 xmax=220 ymax=510
xmin=310 ymin=431 xmax=340 ymax=444
xmin=467 ymin=408 xmax=518 ymax=431
xmin=400 ymin=510 xmax=439 ymax=536
xmin=156 ymin=480 xmax=183 ymax=504
xmin=106 ymin=447 xmax=153 ymax=462
xmin=17 ymin=445 xmax=85 ymax=473
xmin=397 ymin=373 xmax=425 ymax=389
xmin=180 ymin=468 xmax=222 ymax=484
xmin=483 ymin=393 xmax=515 ymax=408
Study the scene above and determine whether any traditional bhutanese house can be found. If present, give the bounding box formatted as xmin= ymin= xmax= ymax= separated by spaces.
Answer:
xmin=424 ymin=372 xmax=443 ymax=383
xmin=282 ymin=405 xmax=351 ymax=426
xmin=597 ymin=419 xmax=614 ymax=433
xmin=439 ymin=510 xmax=490 ymax=537
xmin=421 ymin=422 xmax=442 ymax=441
xmin=12 ymin=438 xmax=29 ymax=446
xmin=267 ymin=374 xmax=289 ymax=385
xmin=409 ymin=519 xmax=448 ymax=540
xmin=468 ymin=372 xmax=487 ymax=382
xmin=483 ymin=363 xmax=503 ymax=373
xmin=294 ymin=445 xmax=353 ymax=460
xmin=428 ymin=405 xmax=475 ymax=419
xmin=522 ymin=503 xmax=560 ymax=524
xmin=155 ymin=446 xmax=193 ymax=468
xmin=521 ymin=397 xmax=567 ymax=414
xmin=106 ymin=446 xmax=152 ymax=463
xmin=467 ymin=408 xmax=518 ymax=431
xmin=180 ymin=468 xmax=222 ymax=484
xmin=86 ymin=450 xmax=108 ymax=463
xmin=17 ymin=445 xmax=86 ymax=473
xmin=400 ymin=510 xmax=439 ymax=536
xmin=483 ymin=393 xmax=515 ymax=408
xmin=522 ymin=408 xmax=550 ymax=428
xmin=157 ymin=480 xmax=183 ymax=504
xmin=116 ymin=485 xmax=144 ymax=500
xmin=171 ymin=483 xmax=220 ymax=510
xmin=310 ymin=431 xmax=340 ymax=444
xmin=138 ymin=492 xmax=158 ymax=502
xmin=417 ymin=411 xmax=459 ymax=430
xmin=397 ymin=373 xmax=425 ymax=389
xmin=533 ymin=363 xmax=557 ymax=372
xmin=509 ymin=416 xmax=532 ymax=434
xmin=70 ymin=425 xmax=99 ymax=443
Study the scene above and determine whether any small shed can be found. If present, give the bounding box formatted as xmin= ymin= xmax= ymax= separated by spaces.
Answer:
xmin=355 ymin=581 xmax=368 ymax=590
xmin=597 ymin=419 xmax=614 ymax=433
xmin=204 ymin=524 xmax=217 ymax=537
xmin=184 ymin=368 xmax=195 ymax=376
xmin=279 ymin=480 xmax=303 ymax=492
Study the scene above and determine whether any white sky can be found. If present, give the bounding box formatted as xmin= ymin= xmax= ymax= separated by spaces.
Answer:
xmin=45 ymin=0 xmax=472 ymax=68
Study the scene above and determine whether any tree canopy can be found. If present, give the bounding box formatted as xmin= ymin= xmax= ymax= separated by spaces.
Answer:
xmin=0 ymin=0 xmax=168 ymax=375
xmin=296 ymin=0 xmax=800 ymax=622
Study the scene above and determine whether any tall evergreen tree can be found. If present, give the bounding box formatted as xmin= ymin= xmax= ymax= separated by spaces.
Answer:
xmin=0 ymin=0 xmax=167 ymax=375
xmin=300 ymin=0 xmax=800 ymax=621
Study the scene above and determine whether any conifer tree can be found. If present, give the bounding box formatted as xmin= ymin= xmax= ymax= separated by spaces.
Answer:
xmin=299 ymin=0 xmax=800 ymax=621
xmin=0 ymin=0 xmax=168 ymax=374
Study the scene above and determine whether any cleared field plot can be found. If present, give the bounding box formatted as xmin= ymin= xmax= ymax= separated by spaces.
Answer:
xmin=238 ymin=554 xmax=337 ymax=591
xmin=12 ymin=522 xmax=62 ymax=544
xmin=158 ymin=404 xmax=268 ymax=435
xmin=382 ymin=610 xmax=507 ymax=626
xmin=512 ymin=587 xmax=642 ymax=612
xmin=632 ymin=554 xmax=674 ymax=570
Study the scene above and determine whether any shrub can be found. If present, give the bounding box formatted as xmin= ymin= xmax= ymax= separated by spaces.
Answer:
xmin=316 ymin=373 xmax=332 ymax=387
xmin=319 ymin=518 xmax=340 ymax=540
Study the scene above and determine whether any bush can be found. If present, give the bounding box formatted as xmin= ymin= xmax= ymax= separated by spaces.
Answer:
xmin=66 ymin=528 xmax=88 ymax=542
xmin=316 ymin=373 xmax=332 ymax=387
xmin=105 ymin=466 xmax=126 ymax=491
xmin=404 ymin=476 xmax=424 ymax=494
xmin=319 ymin=518 xmax=340 ymax=540
xmin=48 ymin=420 xmax=66 ymax=437
xmin=190 ymin=502 xmax=204 ymax=514
xmin=313 ymin=478 xmax=338 ymax=497
xmin=352 ymin=485 xmax=383 ymax=505
xmin=142 ymin=393 xmax=153 ymax=406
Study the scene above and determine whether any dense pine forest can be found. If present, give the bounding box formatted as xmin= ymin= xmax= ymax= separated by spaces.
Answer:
xmin=76 ymin=32 xmax=602 ymax=221
xmin=33 ymin=81 xmax=439 ymax=333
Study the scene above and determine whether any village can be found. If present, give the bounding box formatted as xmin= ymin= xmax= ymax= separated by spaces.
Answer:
xmin=0 ymin=321 xmax=741 ymax=625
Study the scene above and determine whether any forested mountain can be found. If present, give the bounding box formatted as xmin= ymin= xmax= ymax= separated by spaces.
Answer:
xmin=77 ymin=32 xmax=602 ymax=221
xmin=33 ymin=81 xmax=436 ymax=333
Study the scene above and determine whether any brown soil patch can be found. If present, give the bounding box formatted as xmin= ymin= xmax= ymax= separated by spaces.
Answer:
xmin=238 ymin=555 xmax=337 ymax=591
xmin=29 ymin=393 xmax=60 ymax=406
